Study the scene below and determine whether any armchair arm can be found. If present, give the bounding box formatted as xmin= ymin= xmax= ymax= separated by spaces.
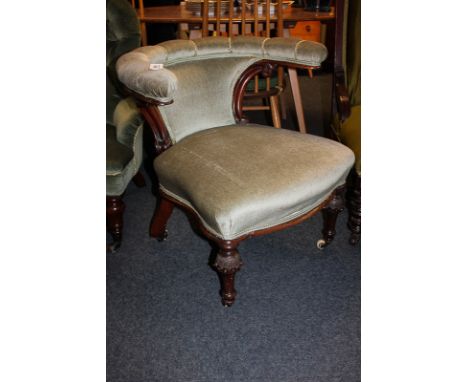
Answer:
xmin=113 ymin=97 xmax=144 ymax=150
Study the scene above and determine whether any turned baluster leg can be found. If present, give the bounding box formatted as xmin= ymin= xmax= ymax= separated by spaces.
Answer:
xmin=213 ymin=241 xmax=243 ymax=307
xmin=150 ymin=195 xmax=175 ymax=241
xmin=317 ymin=185 xmax=346 ymax=249
xmin=348 ymin=173 xmax=361 ymax=245
xmin=107 ymin=195 xmax=125 ymax=252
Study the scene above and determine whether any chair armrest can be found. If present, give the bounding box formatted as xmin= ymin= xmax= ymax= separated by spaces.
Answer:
xmin=116 ymin=36 xmax=328 ymax=104
xmin=112 ymin=97 xmax=144 ymax=149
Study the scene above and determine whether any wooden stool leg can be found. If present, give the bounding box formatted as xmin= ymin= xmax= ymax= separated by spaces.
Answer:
xmin=150 ymin=195 xmax=175 ymax=241
xmin=288 ymin=68 xmax=307 ymax=134
xmin=269 ymin=95 xmax=282 ymax=129
xmin=317 ymin=185 xmax=346 ymax=249
xmin=213 ymin=241 xmax=243 ymax=307
xmin=107 ymin=195 xmax=125 ymax=252
xmin=348 ymin=173 xmax=361 ymax=245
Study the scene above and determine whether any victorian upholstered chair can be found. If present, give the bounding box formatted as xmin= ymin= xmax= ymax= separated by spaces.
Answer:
xmin=106 ymin=0 xmax=145 ymax=251
xmin=116 ymin=35 xmax=355 ymax=305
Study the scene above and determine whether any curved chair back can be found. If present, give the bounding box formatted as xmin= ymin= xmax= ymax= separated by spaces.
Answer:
xmin=107 ymin=0 xmax=141 ymax=122
xmin=117 ymin=36 xmax=327 ymax=143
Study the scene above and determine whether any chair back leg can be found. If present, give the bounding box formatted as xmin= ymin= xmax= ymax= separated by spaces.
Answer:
xmin=317 ymin=185 xmax=346 ymax=249
xmin=107 ymin=195 xmax=125 ymax=252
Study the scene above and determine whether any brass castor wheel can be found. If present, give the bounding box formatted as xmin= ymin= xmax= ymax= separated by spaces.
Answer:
xmin=157 ymin=229 xmax=168 ymax=242
xmin=316 ymin=239 xmax=327 ymax=250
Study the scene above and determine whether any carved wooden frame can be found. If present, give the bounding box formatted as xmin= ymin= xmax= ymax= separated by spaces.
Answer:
xmin=120 ymin=59 xmax=346 ymax=305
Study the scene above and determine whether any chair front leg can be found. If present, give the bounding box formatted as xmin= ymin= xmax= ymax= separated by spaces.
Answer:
xmin=317 ymin=185 xmax=346 ymax=249
xmin=107 ymin=195 xmax=125 ymax=252
xmin=213 ymin=240 xmax=243 ymax=307
xmin=150 ymin=195 xmax=175 ymax=241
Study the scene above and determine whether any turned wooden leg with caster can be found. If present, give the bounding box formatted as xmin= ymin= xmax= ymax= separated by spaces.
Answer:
xmin=347 ymin=173 xmax=361 ymax=245
xmin=213 ymin=241 xmax=243 ymax=307
xmin=150 ymin=195 xmax=175 ymax=241
xmin=317 ymin=185 xmax=346 ymax=250
xmin=107 ymin=195 xmax=125 ymax=252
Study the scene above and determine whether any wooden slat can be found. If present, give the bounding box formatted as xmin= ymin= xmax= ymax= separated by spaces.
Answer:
xmin=138 ymin=0 xmax=144 ymax=17
xmin=253 ymin=0 xmax=259 ymax=36
xmin=216 ymin=0 xmax=221 ymax=35
xmin=228 ymin=0 xmax=233 ymax=36
xmin=202 ymin=0 xmax=209 ymax=37
xmin=241 ymin=0 xmax=246 ymax=35
xmin=277 ymin=0 xmax=284 ymax=37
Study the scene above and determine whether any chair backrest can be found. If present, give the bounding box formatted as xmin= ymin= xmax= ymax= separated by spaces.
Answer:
xmin=117 ymin=36 xmax=328 ymax=143
xmin=107 ymin=0 xmax=141 ymax=122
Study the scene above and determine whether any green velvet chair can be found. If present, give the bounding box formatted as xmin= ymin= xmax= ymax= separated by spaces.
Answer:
xmin=106 ymin=0 xmax=145 ymax=251
xmin=333 ymin=0 xmax=361 ymax=245
xmin=116 ymin=36 xmax=355 ymax=306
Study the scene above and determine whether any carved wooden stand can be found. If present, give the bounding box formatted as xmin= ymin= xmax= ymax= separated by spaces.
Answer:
xmin=107 ymin=195 xmax=125 ymax=252
xmin=347 ymin=172 xmax=361 ymax=245
xmin=213 ymin=241 xmax=244 ymax=307
xmin=317 ymin=185 xmax=346 ymax=249
xmin=106 ymin=172 xmax=146 ymax=252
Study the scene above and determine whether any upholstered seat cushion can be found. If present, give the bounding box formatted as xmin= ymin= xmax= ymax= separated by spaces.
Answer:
xmin=154 ymin=125 xmax=355 ymax=240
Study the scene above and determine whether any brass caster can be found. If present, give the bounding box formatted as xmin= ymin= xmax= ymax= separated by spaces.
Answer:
xmin=316 ymin=239 xmax=327 ymax=250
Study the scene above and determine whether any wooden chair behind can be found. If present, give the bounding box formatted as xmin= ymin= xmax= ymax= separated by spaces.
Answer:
xmin=199 ymin=0 xmax=283 ymax=128
xmin=200 ymin=0 xmax=308 ymax=133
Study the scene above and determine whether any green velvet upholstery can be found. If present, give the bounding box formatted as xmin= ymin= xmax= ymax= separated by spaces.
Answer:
xmin=106 ymin=0 xmax=143 ymax=197
xmin=107 ymin=124 xmax=133 ymax=173
xmin=116 ymin=36 xmax=327 ymax=107
xmin=155 ymin=125 xmax=354 ymax=240
xmin=106 ymin=98 xmax=144 ymax=196
xmin=116 ymin=36 xmax=354 ymax=242
xmin=116 ymin=36 xmax=327 ymax=142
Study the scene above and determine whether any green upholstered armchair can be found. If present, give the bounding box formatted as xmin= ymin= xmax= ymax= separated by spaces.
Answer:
xmin=106 ymin=0 xmax=145 ymax=251
xmin=333 ymin=0 xmax=361 ymax=245
xmin=116 ymin=36 xmax=355 ymax=306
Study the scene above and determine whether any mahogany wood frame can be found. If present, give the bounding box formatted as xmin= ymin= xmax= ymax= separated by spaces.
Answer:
xmin=347 ymin=169 xmax=361 ymax=245
xmin=120 ymin=59 xmax=346 ymax=305
xmin=106 ymin=172 xmax=146 ymax=252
